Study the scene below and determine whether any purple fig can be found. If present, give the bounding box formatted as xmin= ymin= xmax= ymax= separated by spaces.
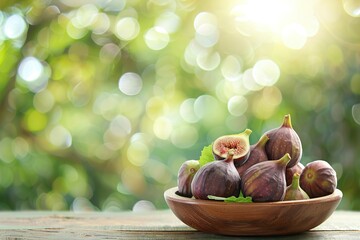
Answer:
xmin=177 ymin=160 xmax=200 ymax=197
xmin=236 ymin=134 xmax=269 ymax=176
xmin=241 ymin=153 xmax=291 ymax=202
xmin=284 ymin=173 xmax=310 ymax=201
xmin=264 ymin=114 xmax=302 ymax=168
xmin=300 ymin=160 xmax=337 ymax=198
xmin=191 ymin=150 xmax=241 ymax=200
xmin=212 ymin=129 xmax=252 ymax=166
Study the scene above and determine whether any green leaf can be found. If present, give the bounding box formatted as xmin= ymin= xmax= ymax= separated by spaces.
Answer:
xmin=208 ymin=192 xmax=253 ymax=203
xmin=198 ymin=144 xmax=214 ymax=167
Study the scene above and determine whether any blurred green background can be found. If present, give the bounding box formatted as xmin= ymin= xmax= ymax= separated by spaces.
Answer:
xmin=0 ymin=0 xmax=359 ymax=211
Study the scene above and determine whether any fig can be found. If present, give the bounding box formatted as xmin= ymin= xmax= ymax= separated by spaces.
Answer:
xmin=212 ymin=129 xmax=252 ymax=166
xmin=191 ymin=150 xmax=241 ymax=200
xmin=264 ymin=114 xmax=302 ymax=168
xmin=236 ymin=134 xmax=269 ymax=176
xmin=284 ymin=173 xmax=309 ymax=201
xmin=241 ymin=153 xmax=291 ymax=202
xmin=286 ymin=162 xmax=305 ymax=186
xmin=300 ymin=160 xmax=337 ymax=198
xmin=177 ymin=160 xmax=200 ymax=197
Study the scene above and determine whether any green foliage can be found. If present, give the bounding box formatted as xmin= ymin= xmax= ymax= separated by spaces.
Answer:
xmin=208 ymin=192 xmax=253 ymax=203
xmin=198 ymin=144 xmax=214 ymax=167
xmin=0 ymin=0 xmax=359 ymax=211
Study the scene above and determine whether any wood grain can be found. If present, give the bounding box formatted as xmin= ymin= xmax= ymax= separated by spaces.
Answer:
xmin=164 ymin=187 xmax=343 ymax=236
xmin=0 ymin=208 xmax=358 ymax=239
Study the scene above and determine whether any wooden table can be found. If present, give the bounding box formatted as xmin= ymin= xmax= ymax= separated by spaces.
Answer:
xmin=0 ymin=210 xmax=358 ymax=239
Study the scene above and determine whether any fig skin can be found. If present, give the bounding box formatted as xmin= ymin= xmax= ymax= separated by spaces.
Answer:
xmin=191 ymin=150 xmax=241 ymax=200
xmin=236 ymin=134 xmax=269 ymax=176
xmin=300 ymin=160 xmax=337 ymax=198
xmin=177 ymin=160 xmax=200 ymax=197
xmin=284 ymin=173 xmax=309 ymax=201
xmin=286 ymin=162 xmax=305 ymax=186
xmin=241 ymin=153 xmax=291 ymax=202
xmin=212 ymin=129 xmax=252 ymax=166
xmin=263 ymin=114 xmax=302 ymax=168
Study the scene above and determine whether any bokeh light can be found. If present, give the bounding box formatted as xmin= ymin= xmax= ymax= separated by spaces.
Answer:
xmin=3 ymin=14 xmax=27 ymax=39
xmin=118 ymin=72 xmax=143 ymax=95
xmin=92 ymin=13 xmax=110 ymax=35
xmin=48 ymin=125 xmax=72 ymax=149
xmin=17 ymin=57 xmax=50 ymax=93
xmin=144 ymin=27 xmax=170 ymax=50
xmin=72 ymin=4 xmax=98 ymax=29
xmin=132 ymin=200 xmax=156 ymax=212
xmin=179 ymin=98 xmax=200 ymax=123
xmin=18 ymin=57 xmax=44 ymax=82
xmin=127 ymin=141 xmax=149 ymax=167
xmin=153 ymin=116 xmax=173 ymax=139
xmin=12 ymin=137 xmax=30 ymax=159
xmin=115 ymin=17 xmax=140 ymax=41
xmin=221 ymin=55 xmax=242 ymax=81
xmin=23 ymin=109 xmax=48 ymax=132
xmin=194 ymin=12 xmax=219 ymax=47
xmin=0 ymin=0 xmax=359 ymax=212
xmin=196 ymin=50 xmax=221 ymax=71
xmin=227 ymin=95 xmax=248 ymax=116
xmin=253 ymin=59 xmax=280 ymax=86
xmin=242 ymin=68 xmax=263 ymax=91
xmin=33 ymin=90 xmax=55 ymax=113
xmin=155 ymin=11 xmax=181 ymax=33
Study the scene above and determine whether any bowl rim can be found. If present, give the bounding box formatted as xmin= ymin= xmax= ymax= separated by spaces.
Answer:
xmin=164 ymin=187 xmax=343 ymax=206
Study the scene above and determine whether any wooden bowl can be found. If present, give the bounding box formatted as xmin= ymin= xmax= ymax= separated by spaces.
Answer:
xmin=164 ymin=187 xmax=342 ymax=236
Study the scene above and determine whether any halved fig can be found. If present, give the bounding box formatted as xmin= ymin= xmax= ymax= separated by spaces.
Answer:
xmin=212 ymin=128 xmax=252 ymax=166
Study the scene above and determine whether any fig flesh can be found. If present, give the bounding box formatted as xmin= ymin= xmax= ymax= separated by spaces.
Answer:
xmin=284 ymin=173 xmax=309 ymax=201
xmin=300 ymin=160 xmax=337 ymax=198
xmin=286 ymin=162 xmax=305 ymax=186
xmin=212 ymin=129 xmax=252 ymax=166
xmin=236 ymin=134 xmax=269 ymax=176
xmin=177 ymin=160 xmax=200 ymax=197
xmin=191 ymin=150 xmax=241 ymax=200
xmin=241 ymin=153 xmax=291 ymax=202
xmin=264 ymin=114 xmax=302 ymax=168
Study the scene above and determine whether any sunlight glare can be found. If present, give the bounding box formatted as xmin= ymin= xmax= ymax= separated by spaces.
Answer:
xmin=232 ymin=0 xmax=317 ymax=49
xmin=343 ymin=0 xmax=360 ymax=17
xmin=234 ymin=0 xmax=293 ymax=32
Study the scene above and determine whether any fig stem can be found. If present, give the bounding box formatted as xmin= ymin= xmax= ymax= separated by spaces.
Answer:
xmin=291 ymin=173 xmax=301 ymax=189
xmin=282 ymin=114 xmax=293 ymax=129
xmin=243 ymin=128 xmax=252 ymax=136
xmin=278 ymin=153 xmax=291 ymax=166
xmin=257 ymin=134 xmax=269 ymax=147
xmin=225 ymin=149 xmax=235 ymax=163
